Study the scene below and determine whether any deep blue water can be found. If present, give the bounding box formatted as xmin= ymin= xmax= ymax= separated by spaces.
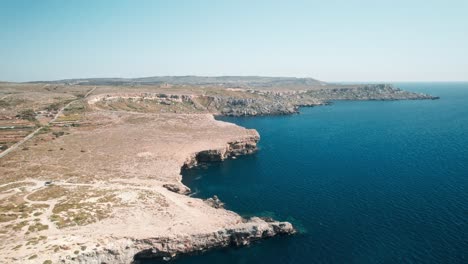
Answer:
xmin=173 ymin=83 xmax=467 ymax=263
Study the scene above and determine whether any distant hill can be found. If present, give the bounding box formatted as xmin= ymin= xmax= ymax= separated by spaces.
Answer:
xmin=29 ymin=76 xmax=326 ymax=88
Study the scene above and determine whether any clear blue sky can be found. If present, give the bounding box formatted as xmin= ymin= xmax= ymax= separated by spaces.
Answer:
xmin=1 ymin=0 xmax=467 ymax=82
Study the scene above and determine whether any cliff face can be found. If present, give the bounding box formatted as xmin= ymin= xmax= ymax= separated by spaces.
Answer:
xmin=64 ymin=218 xmax=294 ymax=264
xmin=194 ymin=96 xmax=301 ymax=116
xmin=183 ymin=135 xmax=259 ymax=169
xmin=88 ymin=84 xmax=437 ymax=117
xmin=52 ymin=132 xmax=292 ymax=264
xmin=205 ymin=84 xmax=437 ymax=116
xmin=304 ymin=84 xmax=438 ymax=101
xmin=132 ymin=218 xmax=294 ymax=262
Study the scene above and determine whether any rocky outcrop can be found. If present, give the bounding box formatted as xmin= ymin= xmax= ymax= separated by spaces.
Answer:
xmin=131 ymin=218 xmax=295 ymax=263
xmin=88 ymin=93 xmax=194 ymax=105
xmin=87 ymin=84 xmax=438 ymax=117
xmin=163 ymin=183 xmax=190 ymax=194
xmin=58 ymin=218 xmax=294 ymax=264
xmin=194 ymin=95 xmax=299 ymax=116
xmin=205 ymin=195 xmax=225 ymax=209
xmin=304 ymin=84 xmax=439 ymax=101
xmin=187 ymin=84 xmax=438 ymax=116
xmin=183 ymin=135 xmax=259 ymax=169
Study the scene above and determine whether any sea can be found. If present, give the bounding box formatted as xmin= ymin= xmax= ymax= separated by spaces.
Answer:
xmin=155 ymin=83 xmax=468 ymax=263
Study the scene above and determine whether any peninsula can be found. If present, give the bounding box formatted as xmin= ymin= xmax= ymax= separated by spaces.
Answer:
xmin=0 ymin=77 xmax=437 ymax=263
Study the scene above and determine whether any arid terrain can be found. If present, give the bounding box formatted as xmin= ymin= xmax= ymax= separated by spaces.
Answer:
xmin=0 ymin=77 xmax=437 ymax=263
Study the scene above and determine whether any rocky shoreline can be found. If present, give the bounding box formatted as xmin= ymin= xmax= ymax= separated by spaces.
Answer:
xmin=0 ymin=110 xmax=296 ymax=264
xmin=132 ymin=218 xmax=295 ymax=263
xmin=214 ymin=84 xmax=438 ymax=116
xmin=58 ymin=219 xmax=295 ymax=264
xmin=0 ymin=79 xmax=438 ymax=263
xmin=133 ymin=131 xmax=296 ymax=263
xmin=182 ymin=136 xmax=260 ymax=169
xmin=88 ymin=84 xmax=438 ymax=117
xmin=54 ymin=132 xmax=294 ymax=264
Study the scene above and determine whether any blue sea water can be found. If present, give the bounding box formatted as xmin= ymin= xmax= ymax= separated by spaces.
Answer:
xmin=167 ymin=83 xmax=467 ymax=263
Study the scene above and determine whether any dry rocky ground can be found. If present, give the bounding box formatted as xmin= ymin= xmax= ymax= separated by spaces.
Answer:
xmin=0 ymin=79 xmax=436 ymax=263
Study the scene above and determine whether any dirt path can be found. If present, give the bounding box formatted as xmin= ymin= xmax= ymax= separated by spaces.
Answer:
xmin=23 ymin=182 xmax=60 ymax=233
xmin=0 ymin=127 xmax=44 ymax=159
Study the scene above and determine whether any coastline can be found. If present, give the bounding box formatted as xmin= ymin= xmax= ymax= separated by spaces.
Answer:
xmin=175 ymin=83 xmax=466 ymax=264
xmin=0 ymin=81 xmax=438 ymax=263
xmin=0 ymin=112 xmax=295 ymax=264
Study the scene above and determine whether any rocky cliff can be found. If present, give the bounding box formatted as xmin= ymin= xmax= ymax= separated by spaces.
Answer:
xmin=87 ymin=84 xmax=438 ymax=117
xmin=53 ymin=132 xmax=292 ymax=264
xmin=183 ymin=135 xmax=259 ymax=169
xmin=62 ymin=218 xmax=294 ymax=264
xmin=0 ymin=111 xmax=295 ymax=264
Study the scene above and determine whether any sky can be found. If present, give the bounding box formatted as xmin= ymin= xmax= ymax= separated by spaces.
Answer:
xmin=0 ymin=0 xmax=467 ymax=82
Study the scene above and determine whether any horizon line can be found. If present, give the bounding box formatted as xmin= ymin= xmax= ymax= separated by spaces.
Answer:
xmin=1 ymin=75 xmax=468 ymax=84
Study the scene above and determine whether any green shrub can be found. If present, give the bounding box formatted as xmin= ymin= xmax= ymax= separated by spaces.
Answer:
xmin=17 ymin=109 xmax=36 ymax=121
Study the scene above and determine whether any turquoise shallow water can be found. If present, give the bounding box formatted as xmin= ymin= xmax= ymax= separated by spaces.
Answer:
xmin=155 ymin=83 xmax=467 ymax=263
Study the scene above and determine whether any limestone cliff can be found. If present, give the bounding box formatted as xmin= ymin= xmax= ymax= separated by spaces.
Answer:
xmin=87 ymin=84 xmax=438 ymax=117
xmin=183 ymin=134 xmax=259 ymax=169
xmin=61 ymin=218 xmax=294 ymax=263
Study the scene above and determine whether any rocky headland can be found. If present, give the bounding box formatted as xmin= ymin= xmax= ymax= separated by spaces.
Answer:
xmin=0 ymin=77 xmax=438 ymax=263
xmin=0 ymin=110 xmax=294 ymax=264
xmin=86 ymin=83 xmax=437 ymax=117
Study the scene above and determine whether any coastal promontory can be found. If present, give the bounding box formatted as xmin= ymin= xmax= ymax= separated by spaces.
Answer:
xmin=0 ymin=77 xmax=437 ymax=263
